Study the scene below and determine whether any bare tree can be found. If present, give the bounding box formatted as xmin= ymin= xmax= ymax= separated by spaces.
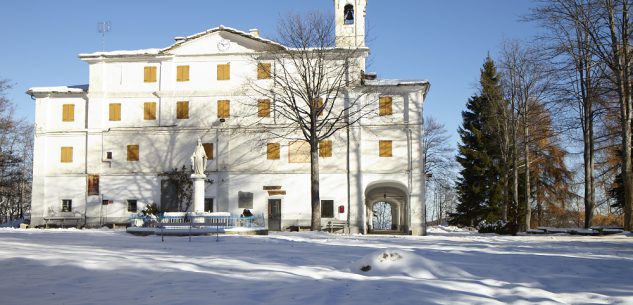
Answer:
xmin=251 ymin=11 xmax=371 ymax=230
xmin=422 ymin=116 xmax=455 ymax=176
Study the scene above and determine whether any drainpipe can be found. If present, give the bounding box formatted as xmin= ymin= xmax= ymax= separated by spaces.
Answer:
xmin=406 ymin=127 xmax=412 ymax=234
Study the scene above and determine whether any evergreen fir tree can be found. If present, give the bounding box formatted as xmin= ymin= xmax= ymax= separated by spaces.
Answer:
xmin=451 ymin=58 xmax=505 ymax=227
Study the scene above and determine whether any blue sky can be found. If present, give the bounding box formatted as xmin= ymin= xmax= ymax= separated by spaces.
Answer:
xmin=0 ymin=0 xmax=539 ymax=148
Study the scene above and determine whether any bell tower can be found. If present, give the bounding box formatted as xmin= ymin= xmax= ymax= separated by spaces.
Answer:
xmin=335 ymin=0 xmax=367 ymax=47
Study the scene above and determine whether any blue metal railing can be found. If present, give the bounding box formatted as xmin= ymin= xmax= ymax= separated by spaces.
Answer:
xmin=129 ymin=214 xmax=265 ymax=229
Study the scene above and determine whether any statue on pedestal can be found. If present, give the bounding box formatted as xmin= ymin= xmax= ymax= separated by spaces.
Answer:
xmin=191 ymin=138 xmax=208 ymax=175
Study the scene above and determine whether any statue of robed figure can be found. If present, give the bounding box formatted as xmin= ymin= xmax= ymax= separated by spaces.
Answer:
xmin=191 ymin=138 xmax=208 ymax=175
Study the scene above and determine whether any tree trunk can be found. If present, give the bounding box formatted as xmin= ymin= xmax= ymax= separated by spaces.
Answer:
xmin=583 ymin=115 xmax=594 ymax=228
xmin=523 ymin=104 xmax=531 ymax=231
xmin=310 ymin=140 xmax=321 ymax=231
xmin=512 ymin=103 xmax=519 ymax=231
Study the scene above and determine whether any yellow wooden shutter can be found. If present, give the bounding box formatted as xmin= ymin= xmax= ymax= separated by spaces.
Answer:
xmin=217 ymin=64 xmax=230 ymax=80
xmin=109 ymin=103 xmax=121 ymax=121
xmin=379 ymin=96 xmax=393 ymax=116
xmin=144 ymin=102 xmax=156 ymax=120
xmin=218 ymin=100 xmax=230 ymax=118
xmin=379 ymin=140 xmax=392 ymax=157
xmin=267 ymin=143 xmax=280 ymax=160
xmin=257 ymin=63 xmax=271 ymax=79
xmin=258 ymin=99 xmax=270 ymax=117
xmin=177 ymin=101 xmax=189 ymax=119
xmin=62 ymin=104 xmax=74 ymax=122
xmin=177 ymin=65 xmax=189 ymax=82
xmin=202 ymin=143 xmax=214 ymax=160
xmin=127 ymin=145 xmax=139 ymax=161
xmin=60 ymin=147 xmax=73 ymax=163
xmin=144 ymin=66 xmax=157 ymax=83
xmin=319 ymin=140 xmax=332 ymax=157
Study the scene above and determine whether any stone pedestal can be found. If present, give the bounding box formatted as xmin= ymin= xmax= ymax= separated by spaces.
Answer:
xmin=191 ymin=174 xmax=206 ymax=213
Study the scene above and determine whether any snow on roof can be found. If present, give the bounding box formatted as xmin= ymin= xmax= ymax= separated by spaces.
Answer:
xmin=364 ymin=79 xmax=429 ymax=87
xmin=78 ymin=48 xmax=162 ymax=58
xmin=26 ymin=85 xmax=88 ymax=95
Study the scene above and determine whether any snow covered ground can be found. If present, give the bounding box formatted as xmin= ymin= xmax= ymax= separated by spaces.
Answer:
xmin=1 ymin=227 xmax=632 ymax=305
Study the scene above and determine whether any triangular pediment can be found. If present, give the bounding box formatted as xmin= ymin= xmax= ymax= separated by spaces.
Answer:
xmin=162 ymin=27 xmax=285 ymax=56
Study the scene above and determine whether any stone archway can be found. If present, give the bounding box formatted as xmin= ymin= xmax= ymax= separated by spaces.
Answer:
xmin=365 ymin=181 xmax=408 ymax=234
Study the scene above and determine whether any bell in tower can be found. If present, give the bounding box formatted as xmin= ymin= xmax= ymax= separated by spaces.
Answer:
xmin=344 ymin=4 xmax=354 ymax=25
xmin=335 ymin=0 xmax=367 ymax=47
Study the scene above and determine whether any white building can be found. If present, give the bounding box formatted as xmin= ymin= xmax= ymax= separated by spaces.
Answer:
xmin=27 ymin=0 xmax=430 ymax=235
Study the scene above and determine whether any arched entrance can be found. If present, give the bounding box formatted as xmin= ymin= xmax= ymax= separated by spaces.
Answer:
xmin=365 ymin=181 xmax=408 ymax=234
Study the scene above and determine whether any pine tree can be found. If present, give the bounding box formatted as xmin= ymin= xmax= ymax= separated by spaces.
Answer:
xmin=451 ymin=58 xmax=504 ymax=227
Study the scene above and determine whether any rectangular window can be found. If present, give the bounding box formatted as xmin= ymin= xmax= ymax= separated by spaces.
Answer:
xmin=204 ymin=198 xmax=214 ymax=212
xmin=238 ymin=191 xmax=253 ymax=209
xmin=87 ymin=174 xmax=99 ymax=196
xmin=203 ymin=143 xmax=214 ymax=160
xmin=127 ymin=199 xmax=138 ymax=212
xmin=321 ymin=200 xmax=334 ymax=218
xmin=313 ymin=98 xmax=324 ymax=116
xmin=217 ymin=64 xmax=230 ymax=80
xmin=61 ymin=199 xmax=72 ymax=212
xmin=319 ymin=140 xmax=332 ymax=158
xmin=109 ymin=103 xmax=121 ymax=121
xmin=144 ymin=66 xmax=157 ymax=83
xmin=60 ymin=147 xmax=73 ymax=163
xmin=379 ymin=140 xmax=393 ymax=157
xmin=176 ymin=101 xmax=189 ymax=119
xmin=62 ymin=104 xmax=74 ymax=122
xmin=257 ymin=63 xmax=271 ymax=79
xmin=267 ymin=143 xmax=280 ymax=160
xmin=127 ymin=144 xmax=139 ymax=161
xmin=144 ymin=102 xmax=156 ymax=120
xmin=258 ymin=99 xmax=271 ymax=117
xmin=288 ymin=140 xmax=310 ymax=163
xmin=217 ymin=100 xmax=230 ymax=118
xmin=379 ymin=96 xmax=393 ymax=116
xmin=176 ymin=65 xmax=190 ymax=82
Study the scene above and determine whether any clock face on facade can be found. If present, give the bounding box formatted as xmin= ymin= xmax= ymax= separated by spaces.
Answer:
xmin=217 ymin=39 xmax=230 ymax=51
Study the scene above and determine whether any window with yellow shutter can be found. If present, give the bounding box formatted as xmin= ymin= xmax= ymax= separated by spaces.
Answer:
xmin=176 ymin=65 xmax=189 ymax=82
xmin=60 ymin=147 xmax=73 ymax=163
xmin=127 ymin=145 xmax=139 ymax=161
xmin=218 ymin=100 xmax=230 ymax=118
xmin=176 ymin=101 xmax=189 ymax=119
xmin=144 ymin=66 xmax=157 ymax=83
xmin=62 ymin=104 xmax=74 ymax=122
xmin=257 ymin=63 xmax=271 ymax=79
xmin=267 ymin=143 xmax=280 ymax=160
xmin=319 ymin=140 xmax=332 ymax=157
xmin=109 ymin=103 xmax=121 ymax=121
xmin=288 ymin=140 xmax=310 ymax=163
xmin=202 ymin=143 xmax=214 ymax=160
xmin=379 ymin=96 xmax=393 ymax=116
xmin=217 ymin=64 xmax=230 ymax=80
xmin=258 ymin=99 xmax=271 ymax=117
xmin=144 ymin=102 xmax=156 ymax=120
xmin=313 ymin=98 xmax=324 ymax=116
xmin=379 ymin=140 xmax=393 ymax=157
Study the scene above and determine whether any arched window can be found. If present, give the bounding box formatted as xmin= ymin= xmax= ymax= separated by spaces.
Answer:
xmin=344 ymin=4 xmax=354 ymax=25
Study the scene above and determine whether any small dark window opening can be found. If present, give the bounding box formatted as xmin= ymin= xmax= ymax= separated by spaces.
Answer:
xmin=321 ymin=200 xmax=334 ymax=218
xmin=61 ymin=199 xmax=72 ymax=212
xmin=205 ymin=198 xmax=214 ymax=212
xmin=238 ymin=191 xmax=254 ymax=209
xmin=127 ymin=199 xmax=138 ymax=212
xmin=344 ymin=5 xmax=354 ymax=24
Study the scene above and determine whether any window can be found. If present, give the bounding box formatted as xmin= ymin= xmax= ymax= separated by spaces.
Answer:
xmin=379 ymin=140 xmax=392 ymax=157
xmin=203 ymin=143 xmax=214 ymax=160
xmin=176 ymin=65 xmax=189 ymax=82
xmin=257 ymin=63 xmax=271 ymax=79
xmin=319 ymin=140 xmax=332 ymax=158
xmin=60 ymin=147 xmax=73 ymax=163
xmin=217 ymin=63 xmax=230 ymax=80
xmin=204 ymin=198 xmax=214 ymax=212
xmin=217 ymin=100 xmax=230 ymax=118
xmin=238 ymin=191 xmax=253 ymax=209
xmin=127 ymin=144 xmax=139 ymax=161
xmin=127 ymin=199 xmax=138 ymax=212
xmin=62 ymin=104 xmax=74 ymax=122
xmin=321 ymin=200 xmax=334 ymax=218
xmin=109 ymin=103 xmax=121 ymax=121
xmin=313 ymin=98 xmax=324 ymax=116
xmin=144 ymin=102 xmax=156 ymax=120
xmin=87 ymin=174 xmax=99 ymax=196
xmin=267 ymin=143 xmax=280 ymax=160
xmin=176 ymin=101 xmax=189 ymax=119
xmin=144 ymin=66 xmax=157 ymax=83
xmin=379 ymin=96 xmax=393 ymax=116
xmin=61 ymin=199 xmax=72 ymax=212
xmin=288 ymin=140 xmax=310 ymax=163
xmin=344 ymin=4 xmax=355 ymax=24
xmin=258 ymin=99 xmax=271 ymax=117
